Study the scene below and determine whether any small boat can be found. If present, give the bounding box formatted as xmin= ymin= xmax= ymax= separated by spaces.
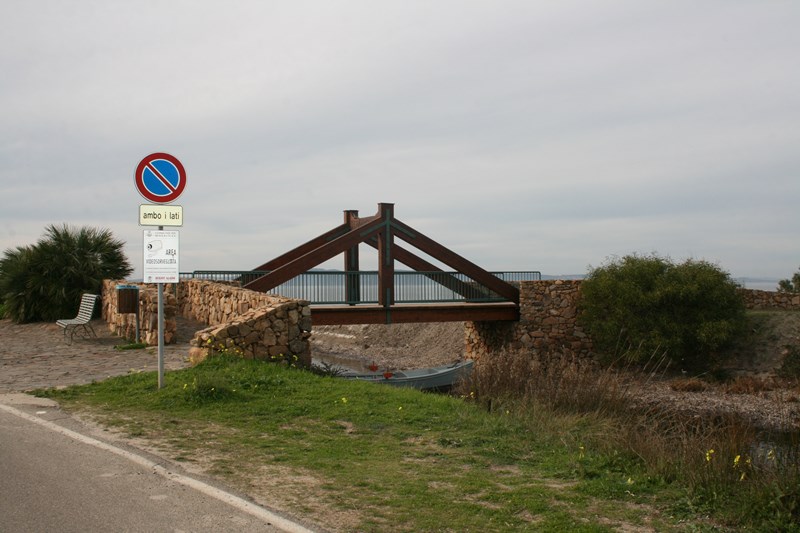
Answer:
xmin=340 ymin=360 xmax=474 ymax=390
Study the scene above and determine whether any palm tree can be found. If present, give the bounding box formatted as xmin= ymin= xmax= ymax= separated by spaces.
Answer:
xmin=0 ymin=224 xmax=133 ymax=323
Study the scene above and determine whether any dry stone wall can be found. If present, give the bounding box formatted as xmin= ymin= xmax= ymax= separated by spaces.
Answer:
xmin=178 ymin=280 xmax=312 ymax=367
xmin=101 ymin=279 xmax=312 ymax=367
xmin=102 ymin=280 xmax=178 ymax=344
xmin=466 ymin=281 xmax=800 ymax=364
xmin=466 ymin=280 xmax=591 ymax=363
xmin=739 ymin=288 xmax=800 ymax=310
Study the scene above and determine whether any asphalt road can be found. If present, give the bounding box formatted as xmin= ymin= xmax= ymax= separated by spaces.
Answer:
xmin=0 ymin=395 xmax=314 ymax=533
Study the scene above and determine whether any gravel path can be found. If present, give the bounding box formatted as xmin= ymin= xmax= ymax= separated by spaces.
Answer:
xmin=0 ymin=317 xmax=200 ymax=393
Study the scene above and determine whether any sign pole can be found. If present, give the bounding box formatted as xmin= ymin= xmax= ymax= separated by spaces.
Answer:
xmin=135 ymin=152 xmax=186 ymax=391
xmin=157 ymin=225 xmax=165 ymax=389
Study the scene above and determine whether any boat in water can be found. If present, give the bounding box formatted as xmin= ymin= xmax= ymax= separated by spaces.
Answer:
xmin=339 ymin=360 xmax=474 ymax=390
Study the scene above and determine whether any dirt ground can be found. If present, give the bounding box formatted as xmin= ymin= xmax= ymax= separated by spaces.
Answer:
xmin=310 ymin=322 xmax=466 ymax=372
xmin=311 ymin=311 xmax=800 ymax=376
xmin=310 ymin=311 xmax=800 ymax=432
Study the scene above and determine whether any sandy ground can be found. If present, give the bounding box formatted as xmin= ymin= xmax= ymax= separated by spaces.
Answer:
xmin=310 ymin=322 xmax=466 ymax=372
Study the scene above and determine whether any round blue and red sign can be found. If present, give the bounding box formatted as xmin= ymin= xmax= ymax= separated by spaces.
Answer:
xmin=135 ymin=153 xmax=186 ymax=203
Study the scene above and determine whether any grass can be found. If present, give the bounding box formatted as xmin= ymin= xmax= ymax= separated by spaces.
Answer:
xmin=41 ymin=354 xmax=683 ymax=532
xmin=38 ymin=351 xmax=800 ymax=532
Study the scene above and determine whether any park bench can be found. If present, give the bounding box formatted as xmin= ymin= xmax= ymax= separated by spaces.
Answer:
xmin=56 ymin=293 xmax=99 ymax=344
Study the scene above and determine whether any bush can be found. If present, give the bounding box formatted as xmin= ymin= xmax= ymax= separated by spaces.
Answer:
xmin=579 ymin=254 xmax=746 ymax=371
xmin=778 ymin=266 xmax=800 ymax=293
xmin=0 ymin=224 xmax=132 ymax=323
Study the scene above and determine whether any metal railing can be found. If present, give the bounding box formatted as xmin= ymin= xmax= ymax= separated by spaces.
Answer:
xmin=181 ymin=270 xmax=541 ymax=305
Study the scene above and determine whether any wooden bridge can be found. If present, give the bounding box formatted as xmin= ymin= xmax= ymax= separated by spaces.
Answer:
xmin=199 ymin=204 xmax=539 ymax=325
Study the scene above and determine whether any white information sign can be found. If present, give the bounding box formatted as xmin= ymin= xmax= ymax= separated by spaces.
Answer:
xmin=143 ymin=230 xmax=180 ymax=283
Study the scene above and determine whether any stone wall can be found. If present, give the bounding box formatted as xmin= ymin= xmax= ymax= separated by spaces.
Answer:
xmin=466 ymin=280 xmax=591 ymax=362
xmin=740 ymin=288 xmax=800 ymax=310
xmin=101 ymin=280 xmax=178 ymax=344
xmin=178 ymin=280 xmax=312 ymax=367
xmin=465 ymin=281 xmax=800 ymax=364
xmin=101 ymin=279 xmax=312 ymax=367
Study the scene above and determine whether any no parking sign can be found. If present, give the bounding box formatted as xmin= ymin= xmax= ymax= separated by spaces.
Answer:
xmin=135 ymin=153 xmax=186 ymax=204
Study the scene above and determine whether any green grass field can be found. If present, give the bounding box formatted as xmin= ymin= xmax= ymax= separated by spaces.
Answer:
xmin=39 ymin=354 xmax=797 ymax=532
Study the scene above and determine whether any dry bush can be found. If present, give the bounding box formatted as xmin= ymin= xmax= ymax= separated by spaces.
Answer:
xmin=461 ymin=347 xmax=644 ymax=418
xmin=724 ymin=376 xmax=774 ymax=395
xmin=669 ymin=377 xmax=710 ymax=392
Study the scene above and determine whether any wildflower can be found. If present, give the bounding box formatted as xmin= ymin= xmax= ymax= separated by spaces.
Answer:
xmin=398 ymin=406 xmax=403 ymax=411
xmin=767 ymin=449 xmax=776 ymax=461
xmin=341 ymin=397 xmax=348 ymax=404
xmin=705 ymin=449 xmax=715 ymax=463
xmin=579 ymin=445 xmax=585 ymax=459
xmin=183 ymin=383 xmax=188 ymax=389
xmin=733 ymin=455 xmax=741 ymax=468
xmin=626 ymin=477 xmax=634 ymax=485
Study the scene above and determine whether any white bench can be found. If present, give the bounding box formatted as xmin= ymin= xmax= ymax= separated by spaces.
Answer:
xmin=56 ymin=294 xmax=99 ymax=344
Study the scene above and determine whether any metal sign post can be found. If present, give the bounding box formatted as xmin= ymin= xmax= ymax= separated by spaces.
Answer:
xmin=136 ymin=153 xmax=186 ymax=389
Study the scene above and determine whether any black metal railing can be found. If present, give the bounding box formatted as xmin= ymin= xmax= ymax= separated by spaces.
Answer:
xmin=181 ymin=270 xmax=541 ymax=305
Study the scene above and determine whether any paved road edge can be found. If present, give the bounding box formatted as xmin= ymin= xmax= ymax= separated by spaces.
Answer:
xmin=0 ymin=398 xmax=316 ymax=533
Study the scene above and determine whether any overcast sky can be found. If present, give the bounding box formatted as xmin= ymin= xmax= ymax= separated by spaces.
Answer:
xmin=1 ymin=1 xmax=798 ymax=287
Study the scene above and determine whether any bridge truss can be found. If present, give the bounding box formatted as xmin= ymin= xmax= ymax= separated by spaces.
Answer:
xmin=244 ymin=203 xmax=525 ymax=325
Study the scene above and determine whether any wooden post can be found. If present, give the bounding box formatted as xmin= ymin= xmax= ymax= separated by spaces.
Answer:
xmin=344 ymin=210 xmax=360 ymax=305
xmin=377 ymin=203 xmax=395 ymax=309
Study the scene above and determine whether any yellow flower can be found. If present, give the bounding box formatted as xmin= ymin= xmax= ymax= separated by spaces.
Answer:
xmin=733 ymin=455 xmax=741 ymax=468
xmin=398 ymin=406 xmax=403 ymax=411
xmin=705 ymin=449 xmax=715 ymax=462
xmin=767 ymin=449 xmax=776 ymax=461
xmin=579 ymin=445 xmax=585 ymax=459
xmin=341 ymin=397 xmax=348 ymax=404
xmin=626 ymin=477 xmax=634 ymax=485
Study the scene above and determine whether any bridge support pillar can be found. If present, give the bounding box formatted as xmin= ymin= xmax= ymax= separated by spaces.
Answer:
xmin=344 ymin=210 xmax=361 ymax=305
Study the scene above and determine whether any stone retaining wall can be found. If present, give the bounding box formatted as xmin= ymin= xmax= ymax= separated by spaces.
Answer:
xmin=178 ymin=280 xmax=312 ymax=367
xmin=465 ymin=281 xmax=798 ymax=363
xmin=101 ymin=280 xmax=178 ymax=344
xmin=740 ymin=288 xmax=800 ymax=310
xmin=101 ymin=279 xmax=312 ymax=367
xmin=466 ymin=280 xmax=591 ymax=362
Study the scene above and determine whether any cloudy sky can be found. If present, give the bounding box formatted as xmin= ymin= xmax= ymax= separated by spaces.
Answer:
xmin=1 ymin=1 xmax=798 ymax=287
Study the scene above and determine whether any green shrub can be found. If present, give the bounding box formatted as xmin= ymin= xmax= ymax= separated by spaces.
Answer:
xmin=0 ymin=224 xmax=132 ymax=323
xmin=579 ymin=254 xmax=746 ymax=370
xmin=778 ymin=266 xmax=800 ymax=293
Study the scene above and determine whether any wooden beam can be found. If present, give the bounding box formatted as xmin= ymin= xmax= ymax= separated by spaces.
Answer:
xmin=244 ymin=217 xmax=385 ymax=293
xmin=311 ymin=303 xmax=519 ymax=325
xmin=343 ymin=210 xmax=360 ymax=304
xmin=364 ymin=237 xmax=494 ymax=301
xmin=252 ymin=223 xmax=350 ymax=272
xmin=377 ymin=203 xmax=394 ymax=307
xmin=390 ymin=218 xmax=519 ymax=303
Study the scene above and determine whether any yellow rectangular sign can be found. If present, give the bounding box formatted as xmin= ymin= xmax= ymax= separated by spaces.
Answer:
xmin=139 ymin=204 xmax=183 ymax=226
